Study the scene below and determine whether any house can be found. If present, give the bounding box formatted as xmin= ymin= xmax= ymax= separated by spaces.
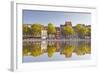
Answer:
xmin=55 ymin=27 xmax=61 ymax=39
xmin=55 ymin=41 xmax=60 ymax=52
xmin=65 ymin=21 xmax=72 ymax=26
xmin=41 ymin=41 xmax=47 ymax=50
xmin=60 ymin=21 xmax=73 ymax=39
xmin=41 ymin=26 xmax=47 ymax=39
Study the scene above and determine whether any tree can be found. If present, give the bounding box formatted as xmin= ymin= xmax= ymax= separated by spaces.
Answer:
xmin=47 ymin=23 xmax=56 ymax=38
xmin=86 ymin=27 xmax=91 ymax=37
xmin=62 ymin=25 xmax=74 ymax=38
xmin=79 ymin=27 xmax=88 ymax=37
xmin=23 ymin=25 xmax=31 ymax=35
xmin=75 ymin=24 xmax=83 ymax=30
xmin=75 ymin=24 xmax=89 ymax=39
xmin=31 ymin=23 xmax=43 ymax=37
xmin=48 ymin=23 xmax=56 ymax=34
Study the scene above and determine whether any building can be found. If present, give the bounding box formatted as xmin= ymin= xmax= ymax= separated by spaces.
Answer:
xmin=65 ymin=21 xmax=72 ymax=26
xmin=55 ymin=27 xmax=61 ymax=39
xmin=55 ymin=41 xmax=60 ymax=52
xmin=41 ymin=41 xmax=47 ymax=50
xmin=41 ymin=26 xmax=47 ymax=39
xmin=60 ymin=21 xmax=73 ymax=39
xmin=25 ymin=24 xmax=31 ymax=28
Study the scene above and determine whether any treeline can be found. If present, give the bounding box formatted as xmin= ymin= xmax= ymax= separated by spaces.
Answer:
xmin=23 ymin=42 xmax=91 ymax=58
xmin=23 ymin=23 xmax=91 ymax=39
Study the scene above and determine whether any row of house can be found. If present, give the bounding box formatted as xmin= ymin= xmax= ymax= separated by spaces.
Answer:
xmin=23 ymin=21 xmax=91 ymax=39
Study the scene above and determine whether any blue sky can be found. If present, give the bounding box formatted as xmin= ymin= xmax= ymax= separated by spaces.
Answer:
xmin=23 ymin=10 xmax=91 ymax=26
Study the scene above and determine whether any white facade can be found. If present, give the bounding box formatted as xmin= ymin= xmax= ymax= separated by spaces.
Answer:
xmin=41 ymin=30 xmax=47 ymax=39
xmin=41 ymin=41 xmax=47 ymax=50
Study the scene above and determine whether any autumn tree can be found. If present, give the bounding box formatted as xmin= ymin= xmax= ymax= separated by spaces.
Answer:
xmin=31 ymin=44 xmax=42 ymax=57
xmin=61 ymin=45 xmax=74 ymax=57
xmin=23 ymin=24 xmax=31 ymax=35
xmin=86 ymin=27 xmax=91 ymax=37
xmin=23 ymin=43 xmax=31 ymax=56
xmin=47 ymin=23 xmax=56 ymax=39
xmin=62 ymin=25 xmax=74 ymax=38
xmin=75 ymin=42 xmax=91 ymax=55
xmin=75 ymin=24 xmax=89 ymax=39
xmin=47 ymin=45 xmax=56 ymax=57
xmin=31 ymin=23 xmax=43 ymax=37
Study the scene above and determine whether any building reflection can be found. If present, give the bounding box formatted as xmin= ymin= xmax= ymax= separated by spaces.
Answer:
xmin=23 ymin=40 xmax=91 ymax=58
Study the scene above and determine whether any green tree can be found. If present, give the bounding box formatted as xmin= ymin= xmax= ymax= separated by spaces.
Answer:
xmin=48 ymin=23 xmax=56 ymax=34
xmin=79 ymin=27 xmax=88 ymax=36
xmin=75 ymin=24 xmax=83 ymax=30
xmin=31 ymin=23 xmax=43 ymax=37
xmin=86 ymin=27 xmax=91 ymax=37
xmin=47 ymin=23 xmax=56 ymax=38
xmin=62 ymin=25 xmax=74 ymax=38
xmin=23 ymin=25 xmax=31 ymax=35
xmin=75 ymin=24 xmax=89 ymax=38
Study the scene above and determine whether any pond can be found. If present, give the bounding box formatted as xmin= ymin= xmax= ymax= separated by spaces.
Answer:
xmin=22 ymin=40 xmax=91 ymax=63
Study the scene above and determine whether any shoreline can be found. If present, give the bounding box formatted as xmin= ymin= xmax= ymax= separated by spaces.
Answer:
xmin=23 ymin=39 xmax=91 ymax=42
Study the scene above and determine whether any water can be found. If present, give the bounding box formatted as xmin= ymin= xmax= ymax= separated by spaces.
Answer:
xmin=22 ymin=40 xmax=91 ymax=63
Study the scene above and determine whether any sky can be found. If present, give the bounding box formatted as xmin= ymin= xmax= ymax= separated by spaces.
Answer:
xmin=23 ymin=10 xmax=91 ymax=27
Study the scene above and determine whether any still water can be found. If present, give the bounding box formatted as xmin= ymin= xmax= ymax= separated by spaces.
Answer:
xmin=23 ymin=40 xmax=91 ymax=62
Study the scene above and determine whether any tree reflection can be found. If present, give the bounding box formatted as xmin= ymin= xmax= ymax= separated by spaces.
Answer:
xmin=47 ymin=45 xmax=56 ymax=58
xmin=31 ymin=43 xmax=43 ymax=57
xmin=23 ymin=43 xmax=31 ymax=56
xmin=61 ymin=45 xmax=74 ymax=58
xmin=75 ymin=42 xmax=91 ymax=55
xmin=23 ymin=41 xmax=91 ymax=58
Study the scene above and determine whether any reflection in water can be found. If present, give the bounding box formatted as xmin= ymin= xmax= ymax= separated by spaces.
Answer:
xmin=23 ymin=40 xmax=91 ymax=62
xmin=60 ymin=45 xmax=74 ymax=58
xmin=75 ymin=42 xmax=91 ymax=55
